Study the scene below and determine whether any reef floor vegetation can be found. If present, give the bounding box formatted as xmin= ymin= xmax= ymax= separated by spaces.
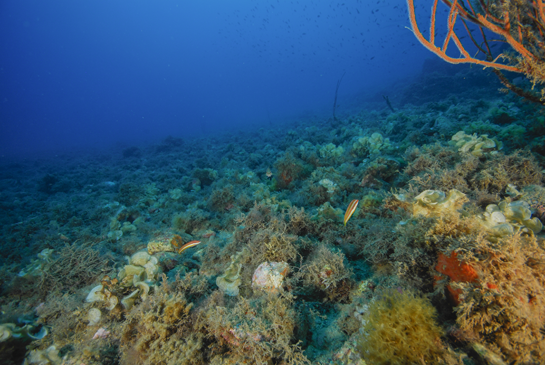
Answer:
xmin=1 ymin=68 xmax=545 ymax=364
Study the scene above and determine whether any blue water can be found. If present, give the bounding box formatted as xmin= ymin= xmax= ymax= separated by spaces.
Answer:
xmin=0 ymin=0 xmax=441 ymax=158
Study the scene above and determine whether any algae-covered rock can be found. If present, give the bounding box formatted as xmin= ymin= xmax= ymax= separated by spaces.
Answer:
xmin=121 ymin=289 xmax=140 ymax=310
xmin=135 ymin=281 xmax=150 ymax=300
xmin=120 ymin=221 xmax=137 ymax=234
xmin=87 ymin=308 xmax=101 ymax=326
xmin=193 ymin=168 xmax=218 ymax=186
xmin=319 ymin=143 xmax=344 ymax=160
xmin=0 ymin=324 xmax=14 ymax=342
xmin=319 ymin=178 xmax=338 ymax=194
xmin=85 ymin=285 xmax=118 ymax=310
xmin=312 ymin=202 xmax=344 ymax=222
xmin=119 ymin=288 xmax=198 ymax=365
xmin=121 ymin=265 xmax=145 ymax=279
xmin=480 ymin=199 xmax=542 ymax=239
xmin=250 ymin=182 xmax=271 ymax=201
xmin=18 ymin=249 xmax=54 ymax=278
xmin=216 ymin=248 xmax=248 ymax=296
xmin=121 ymin=251 xmax=160 ymax=283
xmin=169 ymin=188 xmax=183 ymax=200
xmin=352 ymin=132 xmax=392 ymax=158
xmin=252 ymin=262 xmax=289 ymax=294
xmin=519 ymin=184 xmax=545 ymax=203
xmin=0 ymin=322 xmax=48 ymax=343
xmin=107 ymin=229 xmax=123 ymax=242
xmin=368 ymin=132 xmax=391 ymax=156
xmin=450 ymin=131 xmax=502 ymax=157
xmin=143 ymin=258 xmax=160 ymax=282
xmin=130 ymin=251 xmax=151 ymax=266
xmin=23 ymin=345 xmax=61 ymax=365
xmin=413 ymin=189 xmax=467 ymax=217
xmin=147 ymin=232 xmax=177 ymax=255
xmin=85 ymin=284 xmax=107 ymax=303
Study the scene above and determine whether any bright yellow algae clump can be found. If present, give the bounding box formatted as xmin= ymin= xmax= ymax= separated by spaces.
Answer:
xmin=357 ymin=290 xmax=444 ymax=365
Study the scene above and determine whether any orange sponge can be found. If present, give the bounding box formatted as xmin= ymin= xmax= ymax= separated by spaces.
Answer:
xmin=435 ymin=251 xmax=478 ymax=305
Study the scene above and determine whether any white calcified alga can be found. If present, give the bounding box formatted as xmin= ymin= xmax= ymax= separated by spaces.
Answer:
xmin=252 ymin=261 xmax=289 ymax=294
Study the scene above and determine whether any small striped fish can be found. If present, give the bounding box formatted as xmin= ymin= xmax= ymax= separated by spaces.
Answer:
xmin=344 ymin=199 xmax=359 ymax=226
xmin=177 ymin=240 xmax=201 ymax=254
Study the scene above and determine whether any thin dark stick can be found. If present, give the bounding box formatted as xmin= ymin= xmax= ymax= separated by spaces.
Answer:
xmin=333 ymin=72 xmax=346 ymax=122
